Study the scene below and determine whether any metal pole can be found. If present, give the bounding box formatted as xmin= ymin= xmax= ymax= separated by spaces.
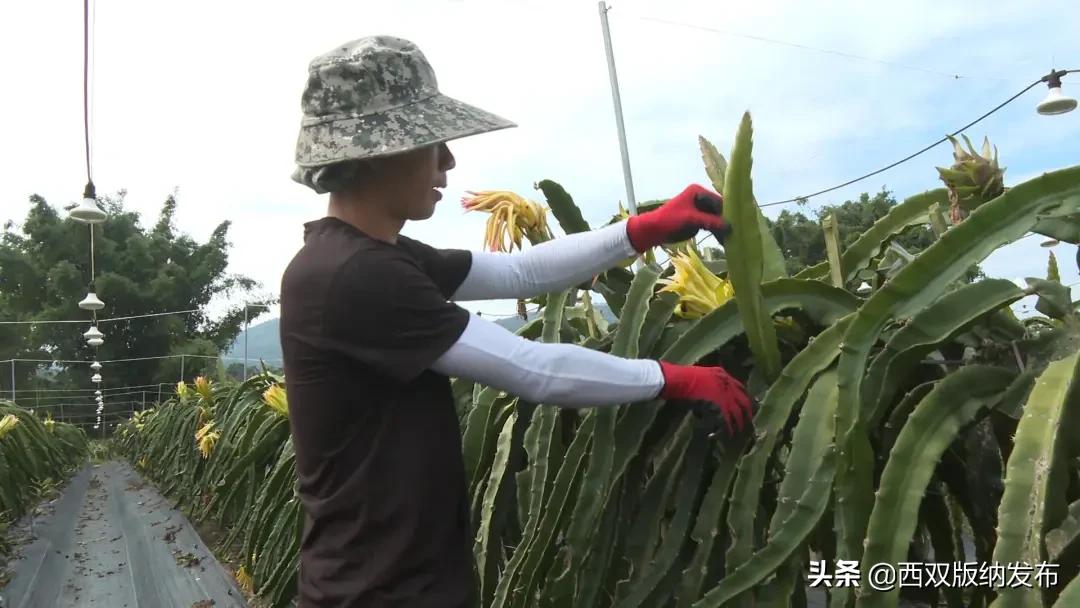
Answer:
xmin=180 ymin=355 xmax=185 ymax=384
xmin=243 ymin=305 xmax=249 ymax=381
xmin=158 ymin=383 xmax=162 ymax=404
xmin=142 ymin=391 xmax=146 ymax=411
xmin=10 ymin=360 xmax=14 ymax=403
xmin=598 ymin=1 xmax=637 ymax=217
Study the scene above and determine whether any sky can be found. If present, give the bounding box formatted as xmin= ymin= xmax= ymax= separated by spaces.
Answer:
xmin=1 ymin=0 xmax=1078 ymax=330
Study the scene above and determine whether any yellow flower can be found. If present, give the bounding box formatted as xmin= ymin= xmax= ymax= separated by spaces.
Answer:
xmin=236 ymin=565 xmax=254 ymax=594
xmin=658 ymin=247 xmax=734 ymax=319
xmin=263 ymin=384 xmax=289 ymax=418
xmin=194 ymin=376 xmax=213 ymax=402
xmin=137 ymin=455 xmax=149 ymax=469
xmin=195 ymin=420 xmax=219 ymax=459
xmin=132 ymin=409 xmax=150 ymax=432
xmin=44 ymin=413 xmax=56 ymax=433
xmin=461 ymin=190 xmax=551 ymax=252
xmin=0 ymin=414 xmax=20 ymax=439
xmin=176 ymin=380 xmax=189 ymax=400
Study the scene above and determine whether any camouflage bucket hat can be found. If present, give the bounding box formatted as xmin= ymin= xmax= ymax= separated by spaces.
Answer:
xmin=292 ymin=36 xmax=516 ymax=192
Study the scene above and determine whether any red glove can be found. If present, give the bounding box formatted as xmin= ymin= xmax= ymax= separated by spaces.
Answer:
xmin=658 ymin=361 xmax=752 ymax=435
xmin=626 ymin=184 xmax=731 ymax=252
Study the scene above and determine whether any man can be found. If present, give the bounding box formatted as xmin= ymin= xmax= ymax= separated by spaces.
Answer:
xmin=280 ymin=36 xmax=751 ymax=608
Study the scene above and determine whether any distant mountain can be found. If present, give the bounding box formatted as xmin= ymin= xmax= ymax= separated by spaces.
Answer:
xmin=224 ymin=318 xmax=283 ymax=367
xmin=487 ymin=302 xmax=617 ymax=332
xmin=225 ymin=302 xmax=618 ymax=365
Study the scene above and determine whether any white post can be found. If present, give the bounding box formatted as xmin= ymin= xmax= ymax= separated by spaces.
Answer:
xmin=598 ymin=1 xmax=638 ymax=217
xmin=243 ymin=304 xmax=249 ymax=381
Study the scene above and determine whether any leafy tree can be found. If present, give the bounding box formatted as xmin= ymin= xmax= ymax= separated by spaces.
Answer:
xmin=764 ymin=188 xmax=983 ymax=280
xmin=0 ymin=189 xmax=275 ymax=402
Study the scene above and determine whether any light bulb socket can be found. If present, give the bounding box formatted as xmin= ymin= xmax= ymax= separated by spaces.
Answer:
xmin=83 ymin=181 xmax=96 ymax=201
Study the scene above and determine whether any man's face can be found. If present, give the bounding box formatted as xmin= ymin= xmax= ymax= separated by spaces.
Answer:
xmin=373 ymin=143 xmax=456 ymax=221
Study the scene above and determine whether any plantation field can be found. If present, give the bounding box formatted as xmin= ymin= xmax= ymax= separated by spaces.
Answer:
xmin=4 ymin=113 xmax=1080 ymax=607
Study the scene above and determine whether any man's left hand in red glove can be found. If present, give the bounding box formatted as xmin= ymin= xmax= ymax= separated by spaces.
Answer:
xmin=448 ymin=183 xmax=732 ymax=302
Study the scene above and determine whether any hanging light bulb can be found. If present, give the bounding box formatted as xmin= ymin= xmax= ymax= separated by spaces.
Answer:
xmin=87 ymin=337 xmax=104 ymax=347
xmin=92 ymin=373 xmax=102 ymax=383
xmin=1037 ymin=70 xmax=1077 ymax=115
xmin=68 ymin=181 xmax=108 ymax=224
xmin=94 ymin=389 xmax=101 ymax=396
xmin=79 ymin=283 xmax=105 ymax=311
xmin=84 ymin=326 xmax=104 ymax=340
xmin=91 ymin=361 xmax=102 ymax=371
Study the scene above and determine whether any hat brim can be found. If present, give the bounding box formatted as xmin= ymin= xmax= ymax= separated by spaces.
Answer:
xmin=294 ymin=93 xmax=516 ymax=167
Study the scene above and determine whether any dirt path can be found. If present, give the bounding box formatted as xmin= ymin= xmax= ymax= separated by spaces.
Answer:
xmin=0 ymin=460 xmax=247 ymax=608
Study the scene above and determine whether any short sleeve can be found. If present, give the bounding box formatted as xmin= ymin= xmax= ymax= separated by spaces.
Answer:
xmin=323 ymin=248 xmax=472 ymax=383
xmin=397 ymin=236 xmax=473 ymax=299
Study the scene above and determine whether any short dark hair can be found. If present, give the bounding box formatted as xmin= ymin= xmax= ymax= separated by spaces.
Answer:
xmin=319 ymin=159 xmax=374 ymax=193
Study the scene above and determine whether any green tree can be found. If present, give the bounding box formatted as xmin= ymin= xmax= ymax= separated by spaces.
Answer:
xmin=764 ymin=188 xmax=983 ymax=280
xmin=0 ymin=189 xmax=275 ymax=401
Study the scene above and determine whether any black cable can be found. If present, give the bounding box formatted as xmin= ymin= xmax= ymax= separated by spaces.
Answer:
xmin=83 ymin=0 xmax=91 ymax=183
xmin=639 ymin=16 xmax=991 ymax=82
xmin=759 ymin=78 xmax=1044 ymax=208
xmin=696 ymin=69 xmax=1078 ymax=247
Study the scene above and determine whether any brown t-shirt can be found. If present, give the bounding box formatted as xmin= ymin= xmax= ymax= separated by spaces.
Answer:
xmin=279 ymin=216 xmax=476 ymax=608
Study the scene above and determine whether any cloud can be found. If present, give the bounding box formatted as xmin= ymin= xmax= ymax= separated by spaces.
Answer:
xmin=2 ymin=0 xmax=1078 ymax=321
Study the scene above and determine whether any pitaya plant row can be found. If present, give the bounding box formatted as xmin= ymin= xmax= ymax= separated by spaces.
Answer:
xmin=457 ymin=112 xmax=1080 ymax=608
xmin=112 ymin=112 xmax=1079 ymax=608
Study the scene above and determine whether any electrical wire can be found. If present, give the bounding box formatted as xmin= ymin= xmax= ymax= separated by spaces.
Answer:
xmin=474 ymin=307 xmax=539 ymax=318
xmin=83 ymin=0 xmax=91 ymax=184
xmin=6 ymin=383 xmax=170 ymax=394
xmin=0 ymin=354 xmax=283 ymax=365
xmin=759 ymin=78 xmax=1047 ymax=208
xmin=637 ymin=15 xmax=1005 ymax=82
xmin=695 ymin=69 xmax=1078 ymax=247
xmin=90 ymin=224 xmax=95 ymax=283
xmin=16 ymin=392 xmax=159 ymax=403
xmin=0 ymin=308 xmax=200 ymax=325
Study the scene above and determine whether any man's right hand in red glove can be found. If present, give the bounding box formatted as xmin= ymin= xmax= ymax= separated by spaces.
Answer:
xmin=657 ymin=360 xmax=753 ymax=436
xmin=626 ymin=184 xmax=732 ymax=252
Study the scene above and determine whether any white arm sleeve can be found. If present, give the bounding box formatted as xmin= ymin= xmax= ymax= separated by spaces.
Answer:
xmin=449 ymin=220 xmax=637 ymax=301
xmin=430 ymin=313 xmax=665 ymax=408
